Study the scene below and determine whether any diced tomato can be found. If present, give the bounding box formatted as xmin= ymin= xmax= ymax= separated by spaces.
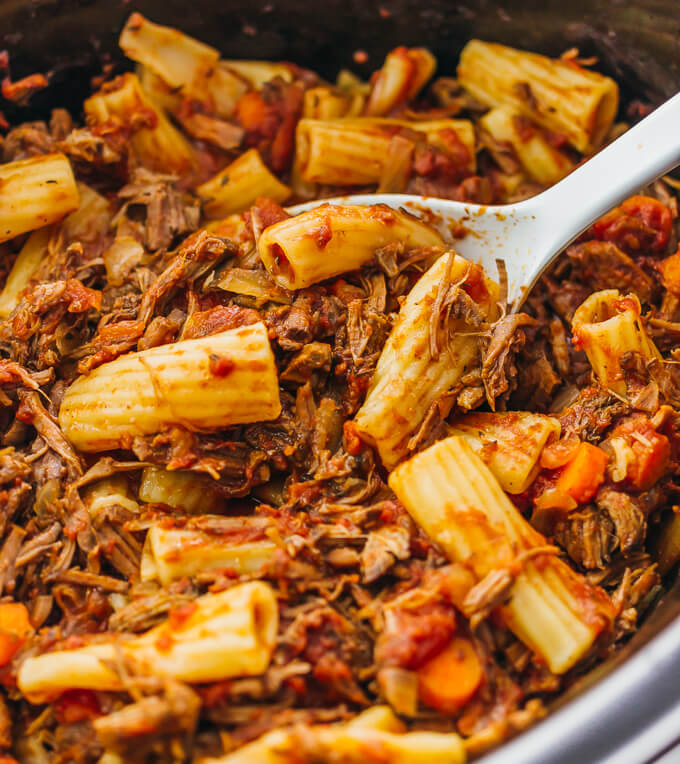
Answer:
xmin=555 ymin=442 xmax=608 ymax=504
xmin=53 ymin=689 xmax=101 ymax=724
xmin=375 ymin=603 xmax=457 ymax=670
xmin=343 ymin=420 xmax=364 ymax=456
xmin=590 ymin=195 xmax=672 ymax=254
xmin=168 ymin=601 xmax=198 ymax=629
xmin=611 ymin=416 xmax=671 ymax=491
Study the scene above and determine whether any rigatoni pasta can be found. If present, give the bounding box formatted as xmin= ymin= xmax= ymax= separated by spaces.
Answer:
xmin=303 ymin=87 xmax=354 ymax=120
xmin=0 ymin=154 xmax=79 ymax=244
xmin=141 ymin=517 xmax=277 ymax=585
xmin=121 ymin=14 xmax=248 ymax=118
xmin=448 ymin=411 xmax=561 ymax=493
xmin=458 ymin=39 xmax=619 ymax=152
xmin=479 ymin=105 xmax=575 ymax=184
xmin=17 ymin=582 xmax=278 ymax=701
xmin=366 ymin=47 xmax=437 ymax=116
xmin=197 ymin=149 xmax=292 ymax=218
xmin=355 ymin=253 xmax=500 ymax=469
xmin=389 ymin=436 xmax=614 ymax=673
xmin=83 ymin=476 xmax=140 ymax=518
xmin=572 ymin=290 xmax=661 ymax=396
xmin=295 ymin=117 xmax=476 ymax=187
xmin=84 ymin=73 xmax=196 ymax=174
xmin=258 ymin=203 xmax=444 ymax=290
xmin=203 ymin=706 xmax=466 ymax=764
xmin=119 ymin=13 xmax=220 ymax=93
xmin=0 ymin=227 xmax=51 ymax=318
xmin=58 ymin=322 xmax=281 ymax=451
xmin=138 ymin=466 xmax=225 ymax=514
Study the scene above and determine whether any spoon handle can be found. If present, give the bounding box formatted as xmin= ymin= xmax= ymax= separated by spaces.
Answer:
xmin=528 ymin=91 xmax=680 ymax=254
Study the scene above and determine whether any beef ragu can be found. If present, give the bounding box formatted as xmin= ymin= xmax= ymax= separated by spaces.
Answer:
xmin=0 ymin=13 xmax=677 ymax=764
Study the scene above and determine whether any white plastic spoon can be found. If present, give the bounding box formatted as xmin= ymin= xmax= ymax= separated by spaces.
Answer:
xmin=290 ymin=91 xmax=680 ymax=309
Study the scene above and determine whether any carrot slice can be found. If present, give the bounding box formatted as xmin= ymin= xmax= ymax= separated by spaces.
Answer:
xmin=556 ymin=442 xmax=608 ymax=504
xmin=417 ymin=637 xmax=483 ymax=714
xmin=660 ymin=246 xmax=680 ymax=295
xmin=0 ymin=602 xmax=33 ymax=666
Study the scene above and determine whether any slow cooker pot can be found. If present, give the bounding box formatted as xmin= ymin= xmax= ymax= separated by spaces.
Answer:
xmin=2 ymin=1 xmax=680 ymax=762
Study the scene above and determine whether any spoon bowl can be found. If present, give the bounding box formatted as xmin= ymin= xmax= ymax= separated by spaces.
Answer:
xmin=290 ymin=91 xmax=680 ymax=309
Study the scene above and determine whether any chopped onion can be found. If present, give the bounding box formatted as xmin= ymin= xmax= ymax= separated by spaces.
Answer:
xmin=377 ymin=666 xmax=419 ymax=716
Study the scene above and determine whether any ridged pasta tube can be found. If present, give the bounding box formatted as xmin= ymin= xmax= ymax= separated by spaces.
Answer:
xmin=83 ymin=476 xmax=140 ymax=517
xmin=84 ymin=73 xmax=196 ymax=175
xmin=458 ymin=40 xmax=619 ymax=153
xmin=571 ymin=290 xmax=661 ymax=397
xmin=0 ymin=181 xmax=111 ymax=316
xmin=17 ymin=581 xmax=278 ymax=702
xmin=5 ymin=182 xmax=111 ymax=314
xmin=389 ymin=437 xmax=614 ymax=673
xmin=303 ymin=87 xmax=354 ymax=120
xmin=479 ymin=105 xmax=575 ymax=184
xmin=448 ymin=411 xmax=561 ymax=494
xmin=58 ymin=322 xmax=282 ymax=452
xmin=258 ymin=204 xmax=444 ymax=290
xmin=141 ymin=517 xmax=277 ymax=584
xmin=138 ymin=466 xmax=224 ymax=514
xmin=0 ymin=154 xmax=79 ymax=244
xmin=223 ymin=60 xmax=293 ymax=89
xmin=197 ymin=149 xmax=292 ymax=218
xmin=202 ymin=706 xmax=466 ymax=764
xmin=366 ymin=47 xmax=437 ymax=117
xmin=0 ymin=227 xmax=51 ymax=317
xmin=355 ymin=253 xmax=499 ymax=469
xmin=295 ymin=117 xmax=476 ymax=186
xmin=120 ymin=13 xmax=219 ymax=92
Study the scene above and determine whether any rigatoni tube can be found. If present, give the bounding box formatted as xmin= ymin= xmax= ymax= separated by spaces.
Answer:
xmin=303 ymin=86 xmax=354 ymax=120
xmin=119 ymin=13 xmax=219 ymax=93
xmin=83 ymin=476 xmax=140 ymax=518
xmin=389 ymin=437 xmax=614 ymax=673
xmin=571 ymin=290 xmax=661 ymax=397
xmin=0 ymin=154 xmax=79 ymax=244
xmin=138 ymin=466 xmax=225 ymax=514
xmin=58 ymin=322 xmax=282 ymax=452
xmin=84 ymin=73 xmax=196 ymax=175
xmin=354 ymin=253 xmax=499 ymax=469
xmin=223 ymin=60 xmax=294 ymax=89
xmin=202 ymin=706 xmax=465 ymax=764
xmin=295 ymin=117 xmax=475 ymax=186
xmin=0 ymin=227 xmax=51 ymax=317
xmin=365 ymin=47 xmax=437 ymax=117
xmin=197 ymin=149 xmax=291 ymax=218
xmin=457 ymin=39 xmax=619 ymax=153
xmin=17 ymin=581 xmax=278 ymax=702
xmin=258 ymin=204 xmax=444 ymax=290
xmin=479 ymin=105 xmax=575 ymax=184
xmin=448 ymin=411 xmax=561 ymax=494
xmin=141 ymin=517 xmax=277 ymax=585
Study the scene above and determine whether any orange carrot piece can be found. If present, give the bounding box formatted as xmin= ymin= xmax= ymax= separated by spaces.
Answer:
xmin=556 ymin=442 xmax=608 ymax=504
xmin=417 ymin=637 xmax=483 ymax=714
xmin=235 ymin=91 xmax=272 ymax=132
xmin=660 ymin=247 xmax=680 ymax=295
xmin=0 ymin=602 xmax=33 ymax=666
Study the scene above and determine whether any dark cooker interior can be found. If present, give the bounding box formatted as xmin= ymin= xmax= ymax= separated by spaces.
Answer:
xmin=1 ymin=0 xmax=680 ymax=761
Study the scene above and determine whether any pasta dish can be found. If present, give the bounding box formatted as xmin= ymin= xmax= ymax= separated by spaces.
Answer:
xmin=0 ymin=14 xmax=678 ymax=762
